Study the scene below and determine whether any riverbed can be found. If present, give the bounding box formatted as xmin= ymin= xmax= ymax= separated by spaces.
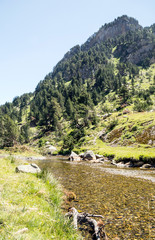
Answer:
xmin=34 ymin=157 xmax=155 ymax=239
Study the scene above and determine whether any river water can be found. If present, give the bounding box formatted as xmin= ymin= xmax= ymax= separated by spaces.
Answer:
xmin=35 ymin=157 xmax=155 ymax=239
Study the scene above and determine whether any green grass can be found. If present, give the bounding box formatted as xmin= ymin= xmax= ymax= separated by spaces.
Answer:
xmin=73 ymin=111 xmax=155 ymax=163
xmin=0 ymin=157 xmax=81 ymax=240
xmin=74 ymin=139 xmax=155 ymax=162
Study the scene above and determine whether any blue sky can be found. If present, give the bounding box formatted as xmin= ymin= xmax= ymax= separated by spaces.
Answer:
xmin=0 ymin=0 xmax=155 ymax=105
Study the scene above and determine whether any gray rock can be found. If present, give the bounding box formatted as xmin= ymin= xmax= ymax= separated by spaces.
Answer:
xmin=111 ymin=160 xmax=117 ymax=165
xmin=140 ymin=164 xmax=152 ymax=169
xmin=148 ymin=140 xmax=152 ymax=145
xmin=133 ymin=161 xmax=144 ymax=167
xmin=99 ymin=128 xmax=107 ymax=141
xmin=45 ymin=145 xmax=57 ymax=155
xmin=79 ymin=152 xmax=85 ymax=158
xmin=15 ymin=164 xmax=41 ymax=173
xmin=69 ymin=151 xmax=81 ymax=161
xmin=104 ymin=159 xmax=111 ymax=163
xmin=116 ymin=161 xmax=134 ymax=168
xmin=96 ymin=154 xmax=104 ymax=159
xmin=116 ymin=162 xmax=126 ymax=168
xmin=83 ymin=150 xmax=96 ymax=161
xmin=48 ymin=146 xmax=57 ymax=151
xmin=124 ymin=161 xmax=133 ymax=167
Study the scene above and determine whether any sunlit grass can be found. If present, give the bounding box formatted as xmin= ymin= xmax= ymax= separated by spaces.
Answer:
xmin=0 ymin=157 xmax=81 ymax=240
xmin=75 ymin=139 xmax=155 ymax=161
xmin=73 ymin=111 xmax=155 ymax=162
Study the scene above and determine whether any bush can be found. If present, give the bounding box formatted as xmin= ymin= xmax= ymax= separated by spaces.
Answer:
xmin=107 ymin=118 xmax=118 ymax=131
xmin=133 ymin=99 xmax=152 ymax=112
xmin=62 ymin=127 xmax=86 ymax=152
xmin=38 ymin=138 xmax=46 ymax=148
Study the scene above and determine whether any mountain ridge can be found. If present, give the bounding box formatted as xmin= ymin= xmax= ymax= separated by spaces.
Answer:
xmin=81 ymin=15 xmax=142 ymax=51
xmin=52 ymin=15 xmax=155 ymax=81
xmin=0 ymin=15 xmax=155 ymax=158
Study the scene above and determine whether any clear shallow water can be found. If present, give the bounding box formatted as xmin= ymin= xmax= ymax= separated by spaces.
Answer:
xmin=34 ymin=158 xmax=155 ymax=239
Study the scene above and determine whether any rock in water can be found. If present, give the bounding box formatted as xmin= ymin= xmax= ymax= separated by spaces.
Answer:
xmin=15 ymin=163 xmax=41 ymax=173
xmin=95 ymin=154 xmax=104 ymax=159
xmin=69 ymin=151 xmax=81 ymax=161
xmin=140 ymin=164 xmax=152 ymax=169
xmin=83 ymin=150 xmax=96 ymax=160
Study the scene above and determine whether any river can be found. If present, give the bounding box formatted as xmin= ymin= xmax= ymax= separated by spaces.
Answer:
xmin=34 ymin=157 xmax=155 ymax=239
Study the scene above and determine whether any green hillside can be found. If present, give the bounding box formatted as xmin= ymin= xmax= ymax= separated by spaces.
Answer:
xmin=0 ymin=15 xmax=155 ymax=162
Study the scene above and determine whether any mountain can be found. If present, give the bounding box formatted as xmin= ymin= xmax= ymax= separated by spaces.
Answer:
xmin=51 ymin=15 xmax=154 ymax=83
xmin=82 ymin=15 xmax=142 ymax=50
xmin=0 ymin=15 xmax=155 ymax=158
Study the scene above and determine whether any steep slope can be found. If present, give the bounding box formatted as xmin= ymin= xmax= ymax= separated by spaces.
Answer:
xmin=0 ymin=15 xmax=155 ymax=157
xmin=51 ymin=15 xmax=155 ymax=84
xmin=82 ymin=15 xmax=142 ymax=50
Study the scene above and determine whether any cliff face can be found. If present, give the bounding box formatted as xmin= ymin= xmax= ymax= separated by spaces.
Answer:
xmin=82 ymin=15 xmax=142 ymax=51
xmin=127 ymin=42 xmax=155 ymax=65
xmin=53 ymin=15 xmax=155 ymax=71
xmin=115 ymin=37 xmax=155 ymax=65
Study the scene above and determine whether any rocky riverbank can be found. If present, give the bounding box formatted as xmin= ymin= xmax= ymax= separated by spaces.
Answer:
xmin=68 ymin=150 xmax=155 ymax=169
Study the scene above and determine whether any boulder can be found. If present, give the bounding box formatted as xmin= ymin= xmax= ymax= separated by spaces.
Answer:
xmin=148 ymin=140 xmax=152 ymax=145
xmin=83 ymin=150 xmax=96 ymax=161
xmin=15 ymin=163 xmax=41 ymax=173
xmin=48 ymin=146 xmax=57 ymax=151
xmin=96 ymin=154 xmax=104 ymax=159
xmin=116 ymin=161 xmax=133 ymax=168
xmin=116 ymin=162 xmax=126 ymax=168
xmin=133 ymin=161 xmax=144 ymax=167
xmin=140 ymin=164 xmax=152 ymax=169
xmin=124 ymin=161 xmax=133 ymax=167
xmin=111 ymin=160 xmax=117 ymax=165
xmin=69 ymin=151 xmax=81 ymax=161
xmin=45 ymin=145 xmax=57 ymax=155
xmin=79 ymin=152 xmax=85 ymax=158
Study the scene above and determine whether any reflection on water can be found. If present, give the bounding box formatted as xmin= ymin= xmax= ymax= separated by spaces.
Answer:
xmin=35 ymin=158 xmax=155 ymax=239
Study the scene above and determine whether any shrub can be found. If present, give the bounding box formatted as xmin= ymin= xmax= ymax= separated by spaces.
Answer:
xmin=107 ymin=118 xmax=118 ymax=131
xmin=133 ymin=99 xmax=152 ymax=112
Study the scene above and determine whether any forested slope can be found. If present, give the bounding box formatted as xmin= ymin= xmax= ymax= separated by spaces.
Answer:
xmin=0 ymin=15 xmax=155 ymax=157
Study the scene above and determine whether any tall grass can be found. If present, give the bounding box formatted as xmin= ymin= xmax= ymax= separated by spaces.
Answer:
xmin=0 ymin=157 xmax=81 ymax=240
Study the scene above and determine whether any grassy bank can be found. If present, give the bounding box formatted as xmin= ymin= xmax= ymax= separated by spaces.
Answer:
xmin=0 ymin=157 xmax=80 ymax=240
xmin=72 ymin=111 xmax=155 ymax=164
xmin=74 ymin=139 xmax=155 ymax=163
